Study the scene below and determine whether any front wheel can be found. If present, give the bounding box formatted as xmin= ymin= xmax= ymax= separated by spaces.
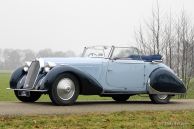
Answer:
xmin=49 ymin=73 xmax=80 ymax=106
xmin=149 ymin=94 xmax=172 ymax=104
xmin=14 ymin=91 xmax=41 ymax=102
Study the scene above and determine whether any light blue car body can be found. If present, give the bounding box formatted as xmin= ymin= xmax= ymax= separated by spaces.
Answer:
xmin=10 ymin=46 xmax=186 ymax=99
xmin=41 ymin=57 xmax=171 ymax=93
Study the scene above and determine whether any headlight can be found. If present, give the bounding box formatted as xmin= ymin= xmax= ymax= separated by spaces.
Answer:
xmin=23 ymin=61 xmax=31 ymax=72
xmin=23 ymin=66 xmax=29 ymax=72
xmin=44 ymin=62 xmax=56 ymax=73
xmin=44 ymin=66 xmax=51 ymax=73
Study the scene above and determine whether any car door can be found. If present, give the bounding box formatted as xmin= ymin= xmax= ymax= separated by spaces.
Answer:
xmin=106 ymin=59 xmax=145 ymax=91
xmin=105 ymin=46 xmax=146 ymax=92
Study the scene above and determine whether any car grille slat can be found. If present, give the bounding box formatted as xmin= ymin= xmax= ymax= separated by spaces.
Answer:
xmin=23 ymin=61 xmax=40 ymax=89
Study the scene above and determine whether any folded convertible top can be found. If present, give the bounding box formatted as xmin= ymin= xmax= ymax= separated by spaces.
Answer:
xmin=129 ymin=55 xmax=162 ymax=62
xmin=141 ymin=55 xmax=162 ymax=62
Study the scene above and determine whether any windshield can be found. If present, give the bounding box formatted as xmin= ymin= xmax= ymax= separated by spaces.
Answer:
xmin=111 ymin=47 xmax=140 ymax=59
xmin=82 ymin=46 xmax=112 ymax=58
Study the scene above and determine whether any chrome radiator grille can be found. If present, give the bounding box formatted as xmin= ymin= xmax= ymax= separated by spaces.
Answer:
xmin=23 ymin=61 xmax=40 ymax=89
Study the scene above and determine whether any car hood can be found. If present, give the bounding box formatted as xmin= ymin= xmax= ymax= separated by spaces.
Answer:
xmin=38 ymin=57 xmax=105 ymax=80
xmin=38 ymin=57 xmax=105 ymax=66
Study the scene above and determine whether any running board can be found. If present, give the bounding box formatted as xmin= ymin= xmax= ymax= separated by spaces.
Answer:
xmin=103 ymin=90 xmax=146 ymax=94
xmin=6 ymin=88 xmax=48 ymax=92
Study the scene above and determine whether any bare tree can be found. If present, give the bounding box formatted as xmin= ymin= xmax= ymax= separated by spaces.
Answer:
xmin=177 ymin=11 xmax=194 ymax=90
xmin=163 ymin=12 xmax=174 ymax=68
xmin=135 ymin=6 xmax=194 ymax=98
xmin=3 ymin=49 xmax=22 ymax=70
xmin=21 ymin=49 xmax=36 ymax=62
xmin=135 ymin=0 xmax=162 ymax=55
xmin=152 ymin=0 xmax=161 ymax=55
xmin=37 ymin=49 xmax=54 ymax=58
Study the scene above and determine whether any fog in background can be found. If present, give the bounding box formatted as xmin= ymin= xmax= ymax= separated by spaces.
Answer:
xmin=0 ymin=0 xmax=193 ymax=54
xmin=1 ymin=0 xmax=194 ymax=71
xmin=0 ymin=49 xmax=76 ymax=70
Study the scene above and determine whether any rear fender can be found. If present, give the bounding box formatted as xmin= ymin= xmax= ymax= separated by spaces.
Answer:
xmin=148 ymin=68 xmax=186 ymax=94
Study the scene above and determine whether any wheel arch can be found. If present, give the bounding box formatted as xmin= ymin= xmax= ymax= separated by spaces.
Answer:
xmin=10 ymin=67 xmax=26 ymax=89
xmin=44 ymin=65 xmax=103 ymax=95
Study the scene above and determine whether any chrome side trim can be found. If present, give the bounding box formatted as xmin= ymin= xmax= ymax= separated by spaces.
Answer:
xmin=7 ymin=88 xmax=47 ymax=92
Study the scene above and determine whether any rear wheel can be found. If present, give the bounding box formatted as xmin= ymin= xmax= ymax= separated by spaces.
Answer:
xmin=112 ymin=95 xmax=130 ymax=102
xmin=14 ymin=91 xmax=41 ymax=102
xmin=49 ymin=73 xmax=80 ymax=106
xmin=149 ymin=94 xmax=171 ymax=104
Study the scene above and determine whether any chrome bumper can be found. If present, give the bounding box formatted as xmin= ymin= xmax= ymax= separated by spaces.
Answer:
xmin=7 ymin=88 xmax=48 ymax=92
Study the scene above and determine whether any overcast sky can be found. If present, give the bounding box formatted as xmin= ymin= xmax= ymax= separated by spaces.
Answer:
xmin=0 ymin=0 xmax=193 ymax=54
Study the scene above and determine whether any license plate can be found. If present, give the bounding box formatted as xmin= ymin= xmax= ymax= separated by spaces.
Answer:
xmin=18 ymin=91 xmax=30 ymax=97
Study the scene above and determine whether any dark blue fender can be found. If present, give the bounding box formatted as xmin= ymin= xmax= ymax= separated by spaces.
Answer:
xmin=149 ymin=68 xmax=186 ymax=94
xmin=44 ymin=65 xmax=103 ymax=95
xmin=10 ymin=67 xmax=25 ymax=89
xmin=10 ymin=67 xmax=45 ymax=90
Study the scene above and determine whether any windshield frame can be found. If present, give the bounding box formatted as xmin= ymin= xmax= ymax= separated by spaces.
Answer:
xmin=81 ymin=46 xmax=141 ymax=60
xmin=109 ymin=46 xmax=141 ymax=60
xmin=81 ymin=46 xmax=112 ymax=58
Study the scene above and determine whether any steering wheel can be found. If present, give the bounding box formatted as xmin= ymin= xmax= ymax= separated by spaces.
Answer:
xmin=88 ymin=53 xmax=97 ymax=57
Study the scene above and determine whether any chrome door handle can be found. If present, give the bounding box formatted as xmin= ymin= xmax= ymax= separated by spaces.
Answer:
xmin=107 ymin=69 xmax=112 ymax=72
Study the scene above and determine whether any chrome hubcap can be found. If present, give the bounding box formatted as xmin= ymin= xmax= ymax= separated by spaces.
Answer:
xmin=57 ymin=78 xmax=75 ymax=100
xmin=157 ymin=94 xmax=168 ymax=100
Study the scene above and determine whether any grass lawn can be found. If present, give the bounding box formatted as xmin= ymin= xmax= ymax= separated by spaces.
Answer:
xmin=0 ymin=110 xmax=194 ymax=129
xmin=0 ymin=72 xmax=193 ymax=101
xmin=0 ymin=72 xmax=194 ymax=129
xmin=185 ymin=78 xmax=194 ymax=99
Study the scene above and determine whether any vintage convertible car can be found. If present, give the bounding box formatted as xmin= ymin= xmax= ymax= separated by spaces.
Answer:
xmin=9 ymin=46 xmax=186 ymax=105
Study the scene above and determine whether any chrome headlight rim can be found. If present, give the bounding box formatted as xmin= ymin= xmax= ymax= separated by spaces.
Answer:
xmin=44 ymin=62 xmax=56 ymax=73
xmin=23 ymin=66 xmax=29 ymax=72
xmin=44 ymin=66 xmax=51 ymax=73
xmin=23 ymin=61 xmax=31 ymax=72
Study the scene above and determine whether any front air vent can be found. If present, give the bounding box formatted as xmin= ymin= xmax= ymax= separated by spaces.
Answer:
xmin=23 ymin=61 xmax=40 ymax=89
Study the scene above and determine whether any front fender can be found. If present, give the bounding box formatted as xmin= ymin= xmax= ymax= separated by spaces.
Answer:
xmin=44 ymin=65 xmax=103 ymax=95
xmin=148 ymin=68 xmax=186 ymax=94
xmin=10 ymin=67 xmax=25 ymax=89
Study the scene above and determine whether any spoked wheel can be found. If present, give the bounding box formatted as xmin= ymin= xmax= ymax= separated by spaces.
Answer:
xmin=14 ymin=91 xmax=41 ymax=102
xmin=49 ymin=73 xmax=79 ymax=106
xmin=149 ymin=94 xmax=171 ymax=104
xmin=112 ymin=95 xmax=130 ymax=102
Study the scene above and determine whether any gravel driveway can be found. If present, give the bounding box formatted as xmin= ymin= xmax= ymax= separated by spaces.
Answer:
xmin=0 ymin=99 xmax=193 ymax=115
